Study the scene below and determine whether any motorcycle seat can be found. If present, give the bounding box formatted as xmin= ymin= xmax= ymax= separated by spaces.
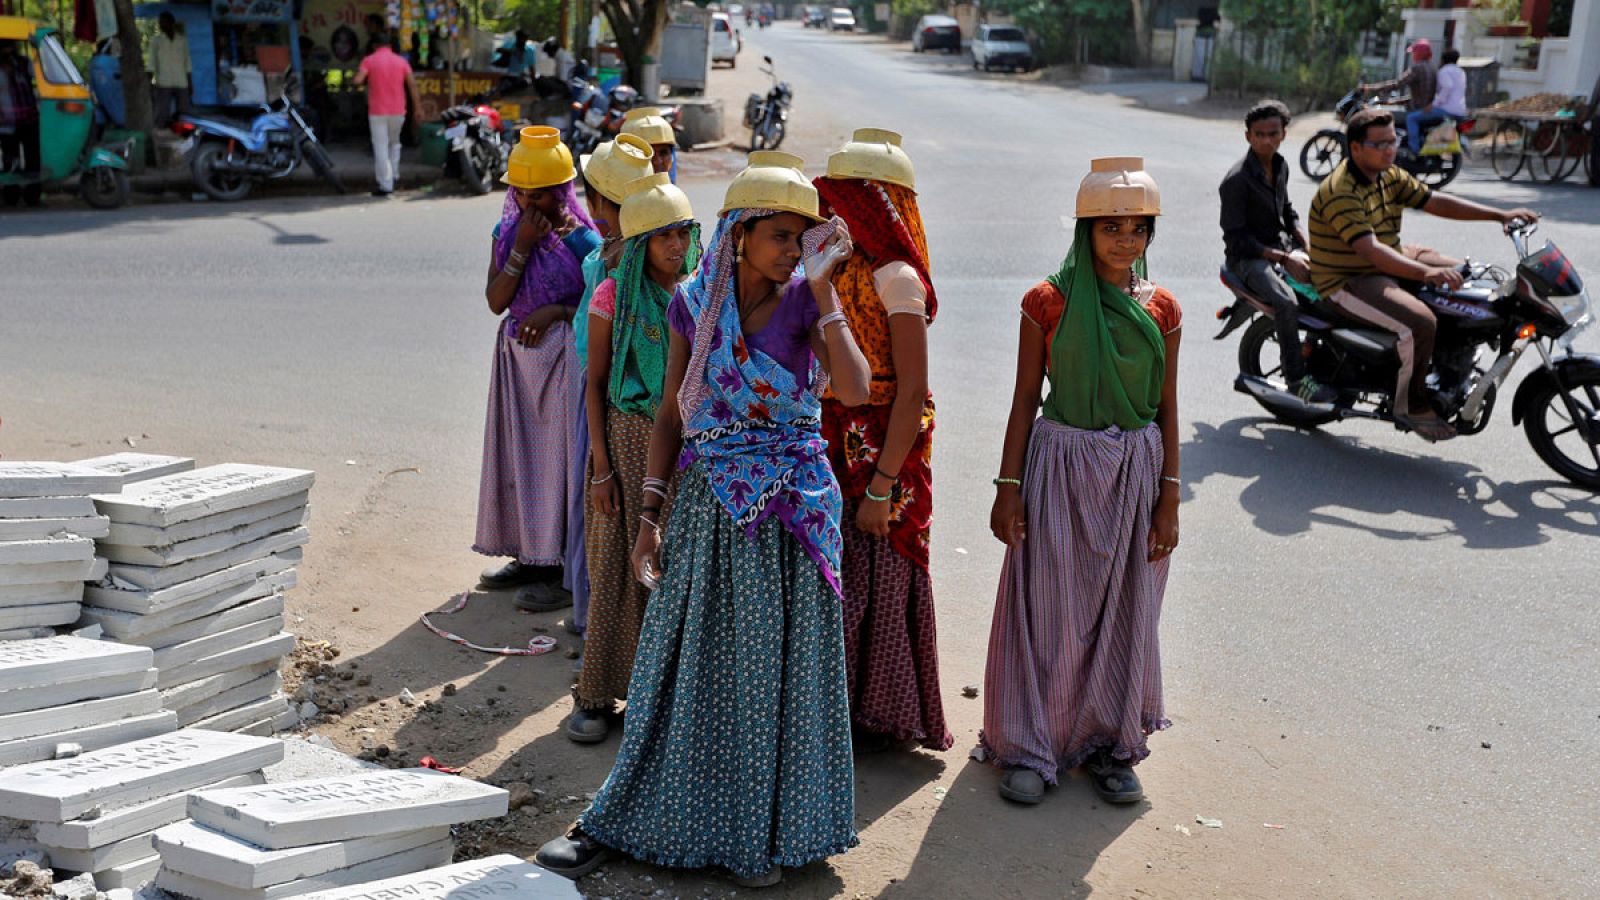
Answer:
xmin=1328 ymin=327 xmax=1397 ymax=360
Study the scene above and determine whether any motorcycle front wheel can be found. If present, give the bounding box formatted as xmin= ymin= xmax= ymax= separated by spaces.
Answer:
xmin=1238 ymin=317 xmax=1339 ymax=429
xmin=302 ymin=141 xmax=346 ymax=194
xmin=1522 ymin=368 xmax=1600 ymax=490
xmin=1299 ymin=131 xmax=1345 ymax=181
xmin=457 ymin=146 xmax=491 ymax=195
xmin=192 ymin=143 xmax=253 ymax=202
xmin=79 ymin=167 xmax=129 ymax=210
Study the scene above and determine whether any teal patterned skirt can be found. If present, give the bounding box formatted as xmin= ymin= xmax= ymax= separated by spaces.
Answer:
xmin=578 ymin=463 xmax=858 ymax=878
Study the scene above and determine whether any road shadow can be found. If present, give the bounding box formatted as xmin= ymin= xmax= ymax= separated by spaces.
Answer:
xmin=0 ymin=191 xmax=377 ymax=238
xmin=1183 ymin=416 xmax=1600 ymax=548
xmin=883 ymin=759 xmax=1127 ymax=899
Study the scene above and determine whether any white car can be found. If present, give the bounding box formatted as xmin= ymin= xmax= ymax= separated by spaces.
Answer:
xmin=711 ymin=12 xmax=740 ymax=67
xmin=829 ymin=7 xmax=856 ymax=31
xmin=971 ymin=24 xmax=1034 ymax=72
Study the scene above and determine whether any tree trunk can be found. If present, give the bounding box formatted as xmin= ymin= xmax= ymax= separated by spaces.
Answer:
xmin=1128 ymin=0 xmax=1149 ymax=66
xmin=112 ymin=0 xmax=152 ymax=137
xmin=598 ymin=0 xmax=666 ymax=86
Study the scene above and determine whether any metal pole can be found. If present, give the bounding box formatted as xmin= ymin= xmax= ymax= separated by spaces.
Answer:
xmin=448 ymin=0 xmax=457 ymax=107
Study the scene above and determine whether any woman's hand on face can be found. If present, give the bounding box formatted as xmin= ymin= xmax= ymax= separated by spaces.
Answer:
xmin=808 ymin=221 xmax=854 ymax=282
xmin=630 ymin=521 xmax=662 ymax=588
xmin=516 ymin=304 xmax=566 ymax=347
xmin=989 ymin=488 xmax=1025 ymax=548
xmin=855 ymin=494 xmax=892 ymax=537
xmin=590 ymin=476 xmax=621 ymax=516
xmin=514 ymin=208 xmax=551 ymax=251
xmin=1147 ymin=502 xmax=1179 ymax=563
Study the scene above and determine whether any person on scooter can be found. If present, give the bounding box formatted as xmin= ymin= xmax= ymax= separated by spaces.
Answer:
xmin=1307 ymin=107 xmax=1540 ymax=442
xmin=1219 ymin=100 xmax=1334 ymax=403
xmin=1361 ymin=38 xmax=1436 ymax=122
xmin=1405 ymin=48 xmax=1467 ymax=156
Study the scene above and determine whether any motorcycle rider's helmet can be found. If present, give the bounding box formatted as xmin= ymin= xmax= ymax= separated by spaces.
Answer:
xmin=580 ymin=134 xmax=655 ymax=204
xmin=1409 ymin=38 xmax=1432 ymax=61
xmin=622 ymin=107 xmax=676 ymax=147
xmin=620 ymin=172 xmax=696 ymax=239
xmin=824 ymin=127 xmax=916 ymax=191
xmin=1074 ymin=156 xmax=1161 ymax=219
xmin=720 ymin=151 xmax=825 ymax=222
xmin=504 ymin=125 xmax=576 ymax=189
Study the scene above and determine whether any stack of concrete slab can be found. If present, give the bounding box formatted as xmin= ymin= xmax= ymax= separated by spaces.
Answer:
xmin=80 ymin=464 xmax=314 ymax=735
xmin=298 ymin=854 xmax=581 ymax=900
xmin=73 ymin=453 xmax=198 ymax=487
xmin=153 ymin=768 xmax=510 ymax=900
xmin=0 ymin=635 xmax=172 ymax=768
xmin=0 ymin=729 xmax=283 ymax=891
xmin=0 ymin=462 xmax=122 ymax=639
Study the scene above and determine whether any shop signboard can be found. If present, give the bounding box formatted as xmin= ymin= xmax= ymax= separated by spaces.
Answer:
xmin=413 ymin=70 xmax=503 ymax=121
xmin=213 ymin=0 xmax=293 ymax=22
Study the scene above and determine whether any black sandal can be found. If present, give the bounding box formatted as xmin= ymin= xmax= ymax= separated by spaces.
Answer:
xmin=533 ymin=826 xmax=613 ymax=879
xmin=1085 ymin=752 xmax=1143 ymax=804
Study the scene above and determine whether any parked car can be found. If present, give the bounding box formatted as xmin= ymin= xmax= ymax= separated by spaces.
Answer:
xmin=711 ymin=12 xmax=739 ymax=67
xmin=829 ymin=7 xmax=856 ymax=31
xmin=911 ymin=14 xmax=962 ymax=53
xmin=803 ymin=5 xmax=826 ymax=27
xmin=972 ymin=24 xmax=1033 ymax=71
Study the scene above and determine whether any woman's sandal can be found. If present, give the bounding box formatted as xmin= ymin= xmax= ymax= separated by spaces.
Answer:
xmin=1085 ymin=752 xmax=1144 ymax=805
xmin=533 ymin=826 xmax=614 ymax=879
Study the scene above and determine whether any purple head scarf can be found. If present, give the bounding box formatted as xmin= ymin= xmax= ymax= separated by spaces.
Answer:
xmin=492 ymin=181 xmax=598 ymax=336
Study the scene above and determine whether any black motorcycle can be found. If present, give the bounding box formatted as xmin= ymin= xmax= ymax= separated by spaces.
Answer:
xmin=745 ymin=55 xmax=791 ymax=152
xmin=1216 ymin=219 xmax=1600 ymax=489
xmin=1299 ymin=89 xmax=1473 ymax=188
xmin=439 ymin=95 xmax=512 ymax=195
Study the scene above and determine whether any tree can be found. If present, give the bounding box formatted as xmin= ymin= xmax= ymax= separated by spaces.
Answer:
xmin=111 ymin=0 xmax=152 ymax=137
xmin=598 ymin=0 xmax=669 ymax=86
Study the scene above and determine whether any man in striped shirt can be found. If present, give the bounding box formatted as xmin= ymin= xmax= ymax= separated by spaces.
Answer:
xmin=1308 ymin=107 xmax=1539 ymax=441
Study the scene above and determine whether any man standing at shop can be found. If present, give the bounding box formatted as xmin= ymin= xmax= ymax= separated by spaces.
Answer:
xmin=0 ymin=39 xmax=42 ymax=207
xmin=147 ymin=12 xmax=190 ymax=126
xmin=354 ymin=36 xmax=422 ymax=197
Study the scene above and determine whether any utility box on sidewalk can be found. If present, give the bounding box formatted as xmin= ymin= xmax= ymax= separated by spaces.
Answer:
xmin=661 ymin=3 xmax=712 ymax=95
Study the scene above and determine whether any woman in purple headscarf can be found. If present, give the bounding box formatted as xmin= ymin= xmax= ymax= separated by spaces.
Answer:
xmin=475 ymin=127 xmax=602 ymax=610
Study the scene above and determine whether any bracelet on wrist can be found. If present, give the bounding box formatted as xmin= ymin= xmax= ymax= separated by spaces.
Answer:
xmin=864 ymin=485 xmax=892 ymax=503
xmin=1160 ymin=475 xmax=1180 ymax=486
xmin=590 ymin=470 xmax=616 ymax=486
xmin=993 ymin=476 xmax=1022 ymax=488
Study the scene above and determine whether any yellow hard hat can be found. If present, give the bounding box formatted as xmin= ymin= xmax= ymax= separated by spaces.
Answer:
xmin=503 ymin=125 xmax=575 ymax=189
xmin=1075 ymin=156 xmax=1161 ymax=218
xmin=825 ymin=127 xmax=915 ymax=191
xmin=620 ymin=173 xmax=695 ymax=239
xmin=580 ymin=135 xmax=655 ymax=204
xmin=622 ymin=107 xmax=676 ymax=146
xmin=720 ymin=151 xmax=823 ymax=221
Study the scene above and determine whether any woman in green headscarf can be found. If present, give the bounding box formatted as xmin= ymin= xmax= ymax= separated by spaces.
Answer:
xmin=982 ymin=158 xmax=1183 ymax=807
xmin=567 ymin=172 xmax=701 ymax=744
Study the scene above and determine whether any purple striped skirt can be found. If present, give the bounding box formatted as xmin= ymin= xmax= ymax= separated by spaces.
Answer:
xmin=473 ymin=325 xmax=581 ymax=567
xmin=979 ymin=417 xmax=1171 ymax=783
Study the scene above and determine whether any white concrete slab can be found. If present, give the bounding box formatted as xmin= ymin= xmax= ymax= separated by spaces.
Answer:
xmin=126 ymin=596 xmax=287 ymax=653
xmin=35 ymin=772 xmax=266 ymax=850
xmin=0 ymin=627 xmax=55 ymax=641
xmin=0 ymin=729 xmax=282 ymax=821
xmin=0 ymin=667 xmax=155 ymax=717
xmin=188 ymin=694 xmax=290 ymax=734
xmin=0 ymin=557 xmax=106 ymax=587
xmin=154 ymin=822 xmax=451 ymax=889
xmin=0 ymin=582 xmax=81 ymax=610
xmin=0 ymin=710 xmax=177 ymax=770
xmin=0 ymin=497 xmax=98 ymax=519
xmin=79 ymin=572 xmax=294 ymax=641
xmin=176 ymin=672 xmax=282 ymax=728
xmin=85 ymin=552 xmax=298 ymax=615
xmin=154 ymin=838 xmax=454 ymax=900
xmin=153 ymin=617 xmax=286 ymax=671
xmin=188 ymin=769 xmax=509 ymax=850
xmin=296 ymin=854 xmax=581 ymax=900
xmin=93 ymin=466 xmax=315 ymax=528
xmin=0 ymin=689 xmax=161 ymax=742
xmin=157 ymin=632 xmax=295 ymax=690
xmin=0 ymin=463 xmax=122 ymax=500
xmin=105 ymin=493 xmax=311 ymax=549
xmin=98 ymin=507 xmax=309 ymax=567
xmin=0 ymin=635 xmax=152 ymax=694
xmin=43 ymin=827 xmax=162 ymax=873
xmin=0 ymin=517 xmax=110 ymax=542
xmin=72 ymin=454 xmax=197 ymax=487
xmin=105 ymin=529 xmax=309 ymax=592
xmin=0 ymin=536 xmax=97 ymax=566
xmin=160 ymin=662 xmax=279 ymax=714
xmin=92 ymin=852 xmax=161 ymax=890
xmin=0 ymin=602 xmax=81 ymax=631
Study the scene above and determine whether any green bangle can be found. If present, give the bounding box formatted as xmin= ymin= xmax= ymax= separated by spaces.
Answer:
xmin=992 ymin=477 xmax=1022 ymax=487
xmin=864 ymin=485 xmax=892 ymax=503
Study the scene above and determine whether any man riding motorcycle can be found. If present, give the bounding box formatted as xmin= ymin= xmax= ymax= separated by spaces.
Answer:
xmin=1307 ymin=107 xmax=1540 ymax=442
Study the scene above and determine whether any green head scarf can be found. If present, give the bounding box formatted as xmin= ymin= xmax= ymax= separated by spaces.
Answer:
xmin=608 ymin=220 xmax=702 ymax=417
xmin=1041 ymin=218 xmax=1166 ymax=430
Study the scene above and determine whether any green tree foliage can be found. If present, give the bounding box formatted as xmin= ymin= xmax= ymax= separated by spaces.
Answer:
xmin=1215 ymin=0 xmax=1405 ymax=106
xmin=981 ymin=0 xmax=1135 ymax=65
xmin=498 ymin=0 xmax=565 ymax=43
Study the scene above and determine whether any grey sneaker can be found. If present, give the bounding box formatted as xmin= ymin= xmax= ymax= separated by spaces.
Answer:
xmin=514 ymin=582 xmax=573 ymax=612
xmin=998 ymin=767 xmax=1045 ymax=805
xmin=565 ymin=707 xmax=611 ymax=744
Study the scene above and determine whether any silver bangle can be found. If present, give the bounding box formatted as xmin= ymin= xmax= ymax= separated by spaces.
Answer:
xmin=590 ymin=470 xmax=616 ymax=486
xmin=1160 ymin=476 xmax=1180 ymax=486
xmin=502 ymin=265 xmax=523 ymax=278
xmin=816 ymin=311 xmax=848 ymax=332
xmin=643 ymin=484 xmax=668 ymax=500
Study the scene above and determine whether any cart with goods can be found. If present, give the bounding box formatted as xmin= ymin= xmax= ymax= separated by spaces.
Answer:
xmin=1477 ymin=92 xmax=1595 ymax=185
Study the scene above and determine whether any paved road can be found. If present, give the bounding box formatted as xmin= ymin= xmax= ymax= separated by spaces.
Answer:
xmin=4 ymin=22 xmax=1599 ymax=897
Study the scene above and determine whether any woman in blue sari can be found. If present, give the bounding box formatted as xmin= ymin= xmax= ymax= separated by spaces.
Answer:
xmin=537 ymin=151 xmax=870 ymax=887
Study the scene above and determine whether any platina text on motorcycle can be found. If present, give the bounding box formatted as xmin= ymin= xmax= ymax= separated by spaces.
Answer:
xmin=176 ymin=81 xmax=344 ymax=202
xmin=1217 ymin=216 xmax=1600 ymax=489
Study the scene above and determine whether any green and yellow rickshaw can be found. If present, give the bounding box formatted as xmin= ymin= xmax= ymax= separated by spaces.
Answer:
xmin=0 ymin=16 xmax=131 ymax=208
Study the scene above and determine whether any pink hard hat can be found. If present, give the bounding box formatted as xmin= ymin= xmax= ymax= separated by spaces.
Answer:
xmin=1410 ymin=38 xmax=1432 ymax=58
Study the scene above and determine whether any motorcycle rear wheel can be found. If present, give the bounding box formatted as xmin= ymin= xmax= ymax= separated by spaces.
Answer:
xmin=1299 ymin=132 xmax=1345 ymax=182
xmin=1238 ymin=317 xmax=1340 ymax=429
xmin=1413 ymin=152 xmax=1461 ymax=188
xmin=457 ymin=147 xmax=491 ymax=195
xmin=79 ymin=167 xmax=129 ymax=210
xmin=192 ymin=143 xmax=253 ymax=202
xmin=1522 ymin=368 xmax=1600 ymax=490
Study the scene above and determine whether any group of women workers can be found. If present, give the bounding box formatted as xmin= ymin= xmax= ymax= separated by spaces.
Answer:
xmin=471 ymin=116 xmax=1182 ymax=886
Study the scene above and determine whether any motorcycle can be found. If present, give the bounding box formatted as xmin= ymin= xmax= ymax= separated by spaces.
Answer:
xmin=1299 ymin=89 xmax=1474 ymax=188
xmin=177 ymin=90 xmax=344 ymax=202
xmin=566 ymin=79 xmax=683 ymax=159
xmin=745 ymin=55 xmax=791 ymax=152
xmin=439 ymin=92 xmax=512 ymax=194
xmin=1215 ymin=219 xmax=1600 ymax=488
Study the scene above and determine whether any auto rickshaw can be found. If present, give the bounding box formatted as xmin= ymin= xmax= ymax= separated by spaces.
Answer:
xmin=0 ymin=16 xmax=131 ymax=209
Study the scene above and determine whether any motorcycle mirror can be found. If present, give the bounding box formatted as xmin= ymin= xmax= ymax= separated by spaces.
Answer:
xmin=763 ymin=55 xmax=772 ymax=63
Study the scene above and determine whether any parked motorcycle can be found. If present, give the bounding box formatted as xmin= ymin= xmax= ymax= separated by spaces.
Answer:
xmin=745 ymin=55 xmax=791 ymax=152
xmin=1215 ymin=219 xmax=1600 ymax=488
xmin=565 ymin=79 xmax=684 ymax=159
xmin=439 ymin=93 xmax=511 ymax=194
xmin=177 ymin=91 xmax=344 ymax=202
xmin=1299 ymin=89 xmax=1474 ymax=188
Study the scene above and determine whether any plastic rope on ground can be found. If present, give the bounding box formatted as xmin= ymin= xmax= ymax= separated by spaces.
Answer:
xmin=420 ymin=591 xmax=560 ymax=656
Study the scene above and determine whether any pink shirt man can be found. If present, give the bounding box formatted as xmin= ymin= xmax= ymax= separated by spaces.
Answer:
xmin=357 ymin=46 xmax=414 ymax=116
